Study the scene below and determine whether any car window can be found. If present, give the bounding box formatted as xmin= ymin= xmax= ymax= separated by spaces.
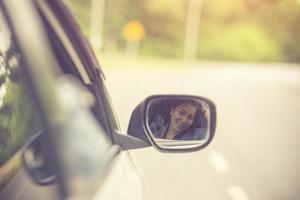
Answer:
xmin=54 ymin=0 xmax=123 ymax=134
xmin=0 ymin=13 xmax=44 ymax=189
xmin=37 ymin=1 xmax=122 ymax=135
xmin=36 ymin=1 xmax=113 ymax=133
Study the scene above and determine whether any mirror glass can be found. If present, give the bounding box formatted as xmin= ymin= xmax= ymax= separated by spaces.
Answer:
xmin=146 ymin=97 xmax=211 ymax=149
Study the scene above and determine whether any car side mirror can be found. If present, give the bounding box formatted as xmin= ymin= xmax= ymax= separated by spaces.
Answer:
xmin=128 ymin=95 xmax=216 ymax=152
xmin=22 ymin=132 xmax=57 ymax=185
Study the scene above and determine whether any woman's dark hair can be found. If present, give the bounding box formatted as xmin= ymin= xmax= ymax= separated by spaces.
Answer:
xmin=172 ymin=99 xmax=201 ymax=110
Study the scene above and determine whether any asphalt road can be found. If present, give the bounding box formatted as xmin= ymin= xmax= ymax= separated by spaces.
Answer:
xmin=104 ymin=60 xmax=300 ymax=200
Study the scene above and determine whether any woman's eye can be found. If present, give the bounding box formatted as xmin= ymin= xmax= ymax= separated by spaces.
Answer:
xmin=178 ymin=111 xmax=185 ymax=115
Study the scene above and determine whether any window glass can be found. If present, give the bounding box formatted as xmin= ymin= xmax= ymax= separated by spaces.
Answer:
xmin=37 ymin=2 xmax=118 ymax=134
xmin=0 ymin=12 xmax=43 ymax=166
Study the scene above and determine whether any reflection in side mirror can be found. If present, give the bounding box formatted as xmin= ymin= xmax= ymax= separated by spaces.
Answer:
xmin=145 ymin=95 xmax=216 ymax=152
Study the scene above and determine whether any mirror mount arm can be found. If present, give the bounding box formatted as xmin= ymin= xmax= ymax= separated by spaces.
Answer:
xmin=112 ymin=131 xmax=151 ymax=150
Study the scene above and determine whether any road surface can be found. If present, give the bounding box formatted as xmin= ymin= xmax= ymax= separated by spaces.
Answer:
xmin=104 ymin=59 xmax=300 ymax=200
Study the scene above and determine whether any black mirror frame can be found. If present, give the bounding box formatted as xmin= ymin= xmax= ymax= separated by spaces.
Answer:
xmin=143 ymin=95 xmax=217 ymax=153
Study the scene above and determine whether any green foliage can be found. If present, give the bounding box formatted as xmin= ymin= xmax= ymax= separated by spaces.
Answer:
xmin=67 ymin=0 xmax=92 ymax=36
xmin=0 ymin=54 xmax=42 ymax=165
xmin=104 ymin=0 xmax=186 ymax=51
xmin=202 ymin=0 xmax=248 ymax=23
xmin=200 ymin=0 xmax=300 ymax=62
xmin=66 ymin=0 xmax=300 ymax=63
xmin=104 ymin=0 xmax=133 ymax=38
xmin=198 ymin=23 xmax=282 ymax=62
xmin=0 ymin=79 xmax=42 ymax=164
xmin=140 ymin=37 xmax=183 ymax=58
xmin=255 ymin=0 xmax=300 ymax=62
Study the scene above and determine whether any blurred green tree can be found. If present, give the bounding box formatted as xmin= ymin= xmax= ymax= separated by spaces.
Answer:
xmin=67 ymin=0 xmax=300 ymax=62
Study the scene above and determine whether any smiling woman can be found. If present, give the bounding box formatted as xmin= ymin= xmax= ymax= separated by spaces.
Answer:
xmin=166 ymin=100 xmax=201 ymax=139
xmin=149 ymin=98 xmax=208 ymax=141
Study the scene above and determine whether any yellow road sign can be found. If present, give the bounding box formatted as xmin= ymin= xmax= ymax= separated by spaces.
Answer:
xmin=122 ymin=20 xmax=145 ymax=42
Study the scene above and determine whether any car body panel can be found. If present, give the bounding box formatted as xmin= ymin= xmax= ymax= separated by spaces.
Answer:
xmin=0 ymin=0 xmax=216 ymax=199
xmin=0 ymin=168 xmax=60 ymax=200
xmin=92 ymin=151 xmax=146 ymax=200
xmin=0 ymin=0 xmax=145 ymax=199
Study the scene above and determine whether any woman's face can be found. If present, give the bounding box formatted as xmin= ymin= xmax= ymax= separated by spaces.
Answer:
xmin=169 ymin=103 xmax=197 ymax=134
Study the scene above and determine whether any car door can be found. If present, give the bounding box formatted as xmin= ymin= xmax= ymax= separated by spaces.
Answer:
xmin=0 ymin=6 xmax=61 ymax=199
xmin=35 ymin=1 xmax=146 ymax=199
xmin=1 ymin=0 xmax=146 ymax=199
xmin=1 ymin=0 xmax=217 ymax=199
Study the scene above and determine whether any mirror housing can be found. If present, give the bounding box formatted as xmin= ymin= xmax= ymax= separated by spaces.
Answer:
xmin=128 ymin=95 xmax=216 ymax=152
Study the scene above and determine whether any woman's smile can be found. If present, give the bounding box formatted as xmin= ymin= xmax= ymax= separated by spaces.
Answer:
xmin=175 ymin=119 xmax=189 ymax=131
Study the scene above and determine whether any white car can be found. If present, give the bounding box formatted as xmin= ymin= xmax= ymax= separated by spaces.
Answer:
xmin=0 ymin=0 xmax=216 ymax=199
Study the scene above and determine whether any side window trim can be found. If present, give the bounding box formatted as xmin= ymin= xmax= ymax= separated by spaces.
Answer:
xmin=102 ymin=80 xmax=122 ymax=132
xmin=37 ymin=1 xmax=91 ymax=85
xmin=37 ymin=1 xmax=116 ymax=137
